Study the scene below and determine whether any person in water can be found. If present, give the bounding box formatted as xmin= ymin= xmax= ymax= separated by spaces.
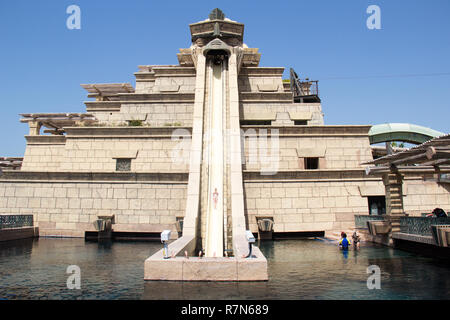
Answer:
xmin=338 ymin=232 xmax=351 ymax=250
xmin=352 ymin=230 xmax=361 ymax=249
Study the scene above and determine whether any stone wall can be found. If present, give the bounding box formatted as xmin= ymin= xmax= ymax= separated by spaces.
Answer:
xmin=122 ymin=103 xmax=194 ymax=127
xmin=21 ymin=144 xmax=65 ymax=171
xmin=238 ymin=75 xmax=284 ymax=93
xmin=0 ymin=181 xmax=187 ymax=237
xmin=152 ymin=76 xmax=196 ymax=93
xmin=91 ymin=103 xmax=194 ymax=127
xmin=403 ymin=179 xmax=450 ymax=215
xmin=240 ymin=102 xmax=324 ymax=125
xmin=244 ymin=178 xmax=449 ymax=235
xmin=21 ymin=136 xmax=191 ymax=172
xmin=135 ymin=81 xmax=154 ymax=94
xmin=242 ymin=135 xmax=373 ymax=171
xmin=244 ymin=179 xmax=381 ymax=234
xmin=135 ymin=70 xmax=196 ymax=94
xmin=60 ymin=137 xmax=190 ymax=172
xmin=0 ymin=178 xmax=446 ymax=238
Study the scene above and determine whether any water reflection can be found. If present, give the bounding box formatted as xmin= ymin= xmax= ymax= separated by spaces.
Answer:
xmin=341 ymin=249 xmax=349 ymax=260
xmin=143 ymin=281 xmax=271 ymax=300
xmin=0 ymin=237 xmax=449 ymax=299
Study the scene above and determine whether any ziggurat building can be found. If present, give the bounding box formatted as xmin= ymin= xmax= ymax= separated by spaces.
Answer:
xmin=1 ymin=10 xmax=448 ymax=264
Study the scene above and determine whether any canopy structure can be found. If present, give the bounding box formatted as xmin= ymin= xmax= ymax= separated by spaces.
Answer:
xmin=81 ymin=83 xmax=134 ymax=101
xmin=364 ymin=134 xmax=450 ymax=178
xmin=363 ymin=133 xmax=450 ymax=240
xmin=369 ymin=123 xmax=444 ymax=145
xmin=0 ymin=157 xmax=23 ymax=170
xmin=20 ymin=113 xmax=96 ymax=135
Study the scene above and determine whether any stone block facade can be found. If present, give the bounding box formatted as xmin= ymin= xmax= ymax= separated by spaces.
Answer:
xmin=403 ymin=178 xmax=450 ymax=215
xmin=92 ymin=103 xmax=194 ymax=127
xmin=21 ymin=144 xmax=65 ymax=171
xmin=21 ymin=131 xmax=191 ymax=172
xmin=241 ymin=102 xmax=324 ymax=125
xmin=244 ymin=177 xmax=449 ymax=236
xmin=0 ymin=175 xmax=445 ymax=238
xmin=242 ymin=130 xmax=373 ymax=171
xmin=238 ymin=69 xmax=285 ymax=93
xmin=244 ymin=180 xmax=379 ymax=234
xmin=0 ymin=181 xmax=187 ymax=237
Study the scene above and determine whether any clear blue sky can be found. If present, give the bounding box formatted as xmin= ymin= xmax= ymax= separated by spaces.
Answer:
xmin=0 ymin=0 xmax=449 ymax=156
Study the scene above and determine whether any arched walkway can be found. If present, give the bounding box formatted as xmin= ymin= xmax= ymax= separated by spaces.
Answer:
xmin=369 ymin=123 xmax=444 ymax=145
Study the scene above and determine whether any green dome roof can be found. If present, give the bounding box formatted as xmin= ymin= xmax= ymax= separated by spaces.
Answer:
xmin=369 ymin=123 xmax=445 ymax=145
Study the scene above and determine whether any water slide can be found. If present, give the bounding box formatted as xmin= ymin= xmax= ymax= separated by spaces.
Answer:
xmin=204 ymin=60 xmax=224 ymax=257
xmin=145 ymin=47 xmax=268 ymax=281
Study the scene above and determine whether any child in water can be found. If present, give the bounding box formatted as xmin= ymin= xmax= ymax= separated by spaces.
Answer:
xmin=338 ymin=232 xmax=351 ymax=250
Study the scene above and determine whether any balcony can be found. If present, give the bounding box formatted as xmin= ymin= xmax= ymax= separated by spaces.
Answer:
xmin=290 ymin=68 xmax=321 ymax=103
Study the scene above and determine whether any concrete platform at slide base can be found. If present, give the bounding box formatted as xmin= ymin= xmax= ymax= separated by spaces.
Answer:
xmin=144 ymin=236 xmax=268 ymax=281
xmin=0 ymin=227 xmax=38 ymax=242
xmin=145 ymin=255 xmax=268 ymax=281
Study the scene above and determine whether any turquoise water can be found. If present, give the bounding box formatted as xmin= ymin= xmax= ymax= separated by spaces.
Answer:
xmin=0 ymin=238 xmax=448 ymax=299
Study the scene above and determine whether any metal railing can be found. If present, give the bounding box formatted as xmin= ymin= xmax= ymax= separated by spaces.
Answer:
xmin=399 ymin=216 xmax=450 ymax=237
xmin=439 ymin=173 xmax=450 ymax=184
xmin=0 ymin=215 xmax=33 ymax=230
xmin=354 ymin=214 xmax=385 ymax=229
xmin=0 ymin=157 xmax=23 ymax=170
xmin=290 ymin=68 xmax=319 ymax=98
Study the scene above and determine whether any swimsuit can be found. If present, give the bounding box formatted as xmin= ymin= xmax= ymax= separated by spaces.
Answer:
xmin=339 ymin=238 xmax=350 ymax=250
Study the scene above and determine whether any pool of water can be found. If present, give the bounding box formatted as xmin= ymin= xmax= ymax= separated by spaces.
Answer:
xmin=0 ymin=238 xmax=448 ymax=299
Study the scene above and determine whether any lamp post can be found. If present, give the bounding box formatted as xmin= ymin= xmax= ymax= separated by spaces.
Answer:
xmin=161 ymin=230 xmax=171 ymax=259
xmin=245 ymin=230 xmax=256 ymax=258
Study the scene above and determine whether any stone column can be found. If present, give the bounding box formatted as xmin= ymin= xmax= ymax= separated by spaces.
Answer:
xmin=228 ymin=49 xmax=248 ymax=257
xmin=382 ymin=172 xmax=405 ymax=240
xmin=182 ymin=48 xmax=206 ymax=240
xmin=28 ymin=121 xmax=42 ymax=136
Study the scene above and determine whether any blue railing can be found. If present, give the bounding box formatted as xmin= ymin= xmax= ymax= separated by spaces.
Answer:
xmin=0 ymin=215 xmax=33 ymax=230
xmin=399 ymin=216 xmax=450 ymax=236
xmin=354 ymin=215 xmax=385 ymax=228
